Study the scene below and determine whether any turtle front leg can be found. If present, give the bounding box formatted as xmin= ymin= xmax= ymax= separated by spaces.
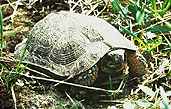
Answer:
xmin=125 ymin=50 xmax=148 ymax=87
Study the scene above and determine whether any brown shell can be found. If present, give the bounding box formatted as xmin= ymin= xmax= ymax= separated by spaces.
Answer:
xmin=17 ymin=11 xmax=137 ymax=77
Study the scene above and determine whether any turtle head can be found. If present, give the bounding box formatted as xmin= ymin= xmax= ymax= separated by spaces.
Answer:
xmin=99 ymin=49 xmax=126 ymax=74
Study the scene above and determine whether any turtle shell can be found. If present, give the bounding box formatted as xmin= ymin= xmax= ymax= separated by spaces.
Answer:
xmin=17 ymin=11 xmax=137 ymax=77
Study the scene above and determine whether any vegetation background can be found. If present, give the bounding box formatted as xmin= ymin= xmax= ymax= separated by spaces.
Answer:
xmin=0 ymin=0 xmax=171 ymax=109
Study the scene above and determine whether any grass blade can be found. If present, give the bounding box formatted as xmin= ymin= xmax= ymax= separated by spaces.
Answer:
xmin=0 ymin=7 xmax=3 ymax=56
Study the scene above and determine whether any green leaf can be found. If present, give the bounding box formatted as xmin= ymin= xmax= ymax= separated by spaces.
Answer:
xmin=0 ymin=7 xmax=3 ymax=56
xmin=151 ymin=0 xmax=157 ymax=11
xmin=148 ymin=25 xmax=171 ymax=33
xmin=0 ymin=41 xmax=6 ymax=49
xmin=136 ymin=9 xmax=145 ymax=25
xmin=138 ymin=85 xmax=155 ymax=96
xmin=143 ymin=36 xmax=162 ymax=52
xmin=160 ymin=0 xmax=171 ymax=16
xmin=112 ymin=0 xmax=127 ymax=17
xmin=128 ymin=4 xmax=138 ymax=18
xmin=112 ymin=0 xmax=120 ymax=12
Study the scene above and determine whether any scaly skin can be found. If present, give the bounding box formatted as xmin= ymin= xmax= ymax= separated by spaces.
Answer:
xmin=125 ymin=50 xmax=148 ymax=88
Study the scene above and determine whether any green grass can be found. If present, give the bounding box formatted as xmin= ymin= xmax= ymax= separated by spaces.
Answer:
xmin=110 ymin=0 xmax=171 ymax=108
xmin=0 ymin=7 xmax=3 ymax=56
xmin=0 ymin=0 xmax=171 ymax=108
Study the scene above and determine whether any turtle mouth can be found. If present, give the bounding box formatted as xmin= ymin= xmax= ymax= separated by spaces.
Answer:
xmin=99 ymin=51 xmax=125 ymax=73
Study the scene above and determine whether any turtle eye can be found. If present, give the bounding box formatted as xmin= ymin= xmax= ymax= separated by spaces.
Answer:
xmin=109 ymin=54 xmax=124 ymax=64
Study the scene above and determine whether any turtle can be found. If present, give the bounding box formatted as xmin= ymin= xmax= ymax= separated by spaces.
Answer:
xmin=15 ymin=11 xmax=146 ymax=86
